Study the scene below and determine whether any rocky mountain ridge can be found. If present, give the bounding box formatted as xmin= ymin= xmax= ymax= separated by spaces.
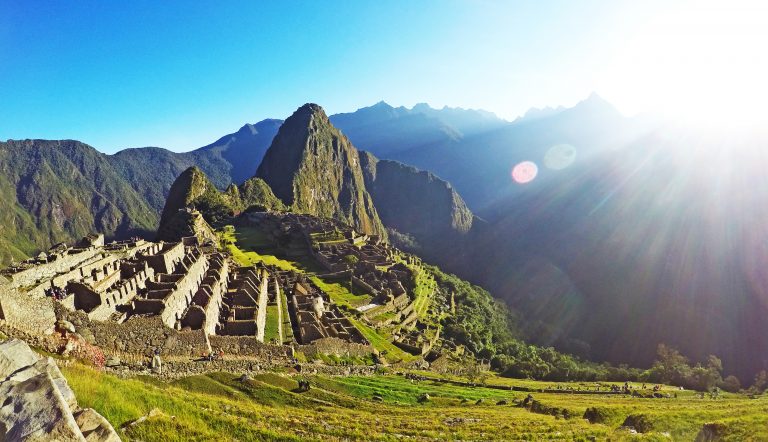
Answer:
xmin=256 ymin=104 xmax=387 ymax=239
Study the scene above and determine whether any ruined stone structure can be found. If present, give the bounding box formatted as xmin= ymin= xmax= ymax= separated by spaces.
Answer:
xmin=243 ymin=212 xmax=421 ymax=324
xmin=0 ymin=233 xmax=370 ymax=366
xmin=286 ymin=278 xmax=366 ymax=344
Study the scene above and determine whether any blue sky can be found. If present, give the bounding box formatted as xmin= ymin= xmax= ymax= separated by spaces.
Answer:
xmin=2 ymin=0 xmax=762 ymax=153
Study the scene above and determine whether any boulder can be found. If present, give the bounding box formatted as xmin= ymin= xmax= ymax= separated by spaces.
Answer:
xmin=622 ymin=414 xmax=654 ymax=433
xmin=79 ymin=328 xmax=96 ymax=345
xmin=695 ymin=422 xmax=728 ymax=441
xmin=151 ymin=355 xmax=162 ymax=374
xmin=0 ymin=338 xmax=39 ymax=378
xmin=73 ymin=409 xmax=121 ymax=442
xmin=0 ymin=339 xmax=121 ymax=442
xmin=57 ymin=320 xmax=77 ymax=334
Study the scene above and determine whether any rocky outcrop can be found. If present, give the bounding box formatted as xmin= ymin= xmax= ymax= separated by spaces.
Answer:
xmin=239 ymin=177 xmax=286 ymax=212
xmin=256 ymin=104 xmax=386 ymax=239
xmin=159 ymin=166 xmax=229 ymax=228
xmin=158 ymin=169 xmax=288 ymax=240
xmin=0 ymin=339 xmax=120 ymax=441
xmin=155 ymin=208 xmax=217 ymax=244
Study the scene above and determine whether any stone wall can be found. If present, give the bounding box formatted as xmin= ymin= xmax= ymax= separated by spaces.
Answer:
xmin=159 ymin=250 xmax=208 ymax=329
xmin=255 ymin=268 xmax=269 ymax=342
xmin=144 ymin=242 xmax=184 ymax=274
xmin=0 ymin=282 xmax=56 ymax=335
xmin=55 ymin=304 xmax=209 ymax=357
xmin=208 ymin=335 xmax=290 ymax=359
xmin=4 ymin=248 xmax=101 ymax=289
xmin=298 ymin=337 xmax=375 ymax=358
xmin=68 ymin=261 xmax=155 ymax=321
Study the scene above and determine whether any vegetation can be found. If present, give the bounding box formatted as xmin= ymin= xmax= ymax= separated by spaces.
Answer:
xmin=60 ymin=361 xmax=768 ymax=441
xmin=255 ymin=103 xmax=387 ymax=239
xmin=0 ymin=140 xmax=158 ymax=266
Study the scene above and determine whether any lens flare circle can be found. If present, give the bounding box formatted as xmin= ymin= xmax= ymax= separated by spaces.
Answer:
xmin=511 ymin=161 xmax=538 ymax=184
xmin=544 ymin=144 xmax=577 ymax=170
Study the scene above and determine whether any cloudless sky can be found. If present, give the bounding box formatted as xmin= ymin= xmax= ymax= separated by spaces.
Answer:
xmin=1 ymin=0 xmax=765 ymax=152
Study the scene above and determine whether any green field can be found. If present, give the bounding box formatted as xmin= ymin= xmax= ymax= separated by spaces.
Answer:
xmin=60 ymin=362 xmax=768 ymax=441
xmin=309 ymin=276 xmax=372 ymax=309
xmin=263 ymin=303 xmax=281 ymax=344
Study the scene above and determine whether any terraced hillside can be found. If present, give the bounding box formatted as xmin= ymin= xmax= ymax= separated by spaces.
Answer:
xmin=60 ymin=362 xmax=768 ymax=441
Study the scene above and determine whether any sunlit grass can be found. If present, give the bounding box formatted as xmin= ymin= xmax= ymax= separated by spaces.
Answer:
xmin=309 ymin=277 xmax=371 ymax=309
xmin=61 ymin=362 xmax=768 ymax=441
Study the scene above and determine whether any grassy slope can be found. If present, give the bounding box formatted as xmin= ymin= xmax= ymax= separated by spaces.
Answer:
xmin=61 ymin=362 xmax=768 ymax=441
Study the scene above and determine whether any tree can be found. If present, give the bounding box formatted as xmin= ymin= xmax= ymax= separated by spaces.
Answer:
xmin=653 ymin=344 xmax=691 ymax=385
xmin=343 ymin=254 xmax=359 ymax=267
xmin=750 ymin=370 xmax=768 ymax=394
xmin=719 ymin=375 xmax=741 ymax=393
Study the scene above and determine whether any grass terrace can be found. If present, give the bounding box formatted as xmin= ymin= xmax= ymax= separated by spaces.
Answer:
xmin=59 ymin=362 xmax=768 ymax=441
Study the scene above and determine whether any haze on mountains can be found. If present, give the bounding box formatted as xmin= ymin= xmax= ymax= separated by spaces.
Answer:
xmin=4 ymin=93 xmax=768 ymax=383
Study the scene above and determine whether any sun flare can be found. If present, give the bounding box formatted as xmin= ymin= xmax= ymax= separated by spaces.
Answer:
xmin=601 ymin=0 xmax=768 ymax=127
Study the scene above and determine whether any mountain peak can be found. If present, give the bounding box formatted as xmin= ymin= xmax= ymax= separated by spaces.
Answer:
xmin=237 ymin=123 xmax=258 ymax=135
xmin=412 ymin=102 xmax=432 ymax=112
xmin=256 ymin=104 xmax=387 ymax=238
xmin=575 ymin=92 xmax=616 ymax=111
xmin=295 ymin=102 xmax=326 ymax=115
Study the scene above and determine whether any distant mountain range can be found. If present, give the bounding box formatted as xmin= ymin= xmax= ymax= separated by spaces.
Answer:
xmin=4 ymin=95 xmax=768 ymax=381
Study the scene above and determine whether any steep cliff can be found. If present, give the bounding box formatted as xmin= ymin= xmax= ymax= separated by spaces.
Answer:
xmin=256 ymin=104 xmax=386 ymax=238
xmin=158 ymin=166 xmax=241 ymax=233
xmin=359 ymin=151 xmax=473 ymax=241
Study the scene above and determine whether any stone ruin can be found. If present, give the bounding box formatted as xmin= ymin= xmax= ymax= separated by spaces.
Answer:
xmin=284 ymin=276 xmax=366 ymax=344
xmin=0 ymin=233 xmax=369 ymax=363
xmin=241 ymin=211 xmax=434 ymax=341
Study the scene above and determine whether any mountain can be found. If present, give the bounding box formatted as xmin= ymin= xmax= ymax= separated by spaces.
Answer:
xmin=158 ymin=166 xmax=227 ymax=228
xmin=331 ymin=94 xmax=645 ymax=212
xmin=157 ymin=167 xmax=287 ymax=241
xmin=239 ymin=177 xmax=287 ymax=212
xmin=0 ymin=139 xmax=157 ymax=264
xmin=256 ymin=104 xmax=387 ymax=238
xmin=193 ymin=119 xmax=284 ymax=185
xmin=107 ymin=119 xmax=282 ymax=212
xmin=511 ymin=105 xmax=566 ymax=124
xmin=330 ymin=101 xmax=463 ymax=158
xmin=328 ymin=96 xmax=768 ymax=380
xmin=330 ymin=101 xmax=507 ymax=160
xmin=359 ymin=151 xmax=474 ymax=243
xmin=438 ymin=127 xmax=768 ymax=381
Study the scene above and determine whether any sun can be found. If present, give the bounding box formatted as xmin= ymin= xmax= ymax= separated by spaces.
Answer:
xmin=600 ymin=0 xmax=768 ymax=127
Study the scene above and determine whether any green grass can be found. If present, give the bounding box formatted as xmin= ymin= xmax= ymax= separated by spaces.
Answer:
xmin=264 ymin=303 xmax=281 ymax=344
xmin=410 ymin=267 xmax=436 ymax=320
xmin=279 ymin=288 xmax=294 ymax=343
xmin=346 ymin=317 xmax=415 ymax=363
xmin=61 ymin=362 xmax=768 ymax=441
xmin=309 ymin=277 xmax=372 ymax=309
xmin=220 ymin=226 xmax=301 ymax=271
